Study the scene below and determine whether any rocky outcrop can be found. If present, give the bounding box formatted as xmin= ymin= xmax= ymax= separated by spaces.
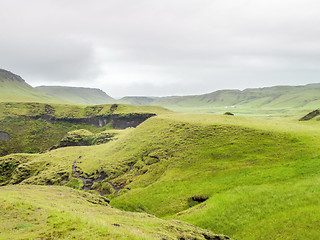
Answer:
xmin=0 ymin=131 xmax=10 ymax=141
xmin=0 ymin=69 xmax=25 ymax=82
xmin=299 ymin=109 xmax=320 ymax=121
xmin=33 ymin=113 xmax=156 ymax=129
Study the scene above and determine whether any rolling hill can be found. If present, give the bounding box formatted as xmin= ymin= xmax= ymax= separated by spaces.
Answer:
xmin=0 ymin=69 xmax=63 ymax=103
xmin=156 ymin=84 xmax=320 ymax=109
xmin=120 ymin=84 xmax=320 ymax=117
xmin=36 ymin=86 xmax=115 ymax=105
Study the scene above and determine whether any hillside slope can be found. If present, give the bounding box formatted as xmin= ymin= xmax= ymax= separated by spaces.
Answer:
xmin=0 ymin=69 xmax=63 ymax=103
xmin=36 ymin=86 xmax=115 ymax=105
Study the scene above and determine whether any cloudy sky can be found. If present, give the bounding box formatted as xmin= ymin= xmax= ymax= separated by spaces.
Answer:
xmin=1 ymin=0 xmax=320 ymax=98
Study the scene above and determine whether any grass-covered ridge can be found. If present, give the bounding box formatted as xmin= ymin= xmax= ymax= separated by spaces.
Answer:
xmin=0 ymin=185 xmax=230 ymax=240
xmin=2 ymin=113 xmax=320 ymax=239
xmin=120 ymin=84 xmax=320 ymax=118
xmin=0 ymin=102 xmax=170 ymax=119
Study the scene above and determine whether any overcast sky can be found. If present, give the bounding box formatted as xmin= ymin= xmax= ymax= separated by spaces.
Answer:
xmin=1 ymin=0 xmax=320 ymax=98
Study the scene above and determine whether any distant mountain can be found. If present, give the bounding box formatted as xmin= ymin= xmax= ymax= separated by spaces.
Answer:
xmin=2 ymin=68 xmax=320 ymax=111
xmin=0 ymin=69 xmax=62 ymax=103
xmin=122 ymin=84 xmax=320 ymax=110
xmin=36 ymin=86 xmax=114 ymax=105
xmin=119 ymin=96 xmax=158 ymax=105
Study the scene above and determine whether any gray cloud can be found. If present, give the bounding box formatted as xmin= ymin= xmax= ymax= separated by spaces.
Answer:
xmin=1 ymin=0 xmax=320 ymax=97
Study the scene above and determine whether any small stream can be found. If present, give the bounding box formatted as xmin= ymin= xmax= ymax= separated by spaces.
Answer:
xmin=72 ymin=156 xmax=123 ymax=195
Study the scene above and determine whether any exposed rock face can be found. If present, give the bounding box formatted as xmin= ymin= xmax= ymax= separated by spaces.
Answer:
xmin=299 ymin=109 xmax=320 ymax=121
xmin=0 ymin=69 xmax=25 ymax=82
xmin=34 ymin=113 xmax=156 ymax=129
xmin=0 ymin=132 xmax=10 ymax=141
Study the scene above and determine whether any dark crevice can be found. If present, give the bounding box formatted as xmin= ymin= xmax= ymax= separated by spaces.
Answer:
xmin=31 ymin=113 xmax=156 ymax=129
xmin=187 ymin=195 xmax=209 ymax=207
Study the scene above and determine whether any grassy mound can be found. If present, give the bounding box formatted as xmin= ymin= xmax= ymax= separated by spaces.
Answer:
xmin=0 ymin=185 xmax=230 ymax=240
xmin=52 ymin=129 xmax=115 ymax=149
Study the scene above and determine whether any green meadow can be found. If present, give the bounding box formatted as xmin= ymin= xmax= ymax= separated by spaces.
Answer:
xmin=0 ymin=185 xmax=228 ymax=240
xmin=1 ymin=102 xmax=320 ymax=239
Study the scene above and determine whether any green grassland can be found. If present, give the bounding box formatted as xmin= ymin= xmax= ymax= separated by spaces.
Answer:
xmin=0 ymin=185 xmax=229 ymax=240
xmin=1 ymin=112 xmax=320 ymax=239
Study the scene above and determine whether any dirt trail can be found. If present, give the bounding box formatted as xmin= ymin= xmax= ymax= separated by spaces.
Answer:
xmin=72 ymin=156 xmax=123 ymax=195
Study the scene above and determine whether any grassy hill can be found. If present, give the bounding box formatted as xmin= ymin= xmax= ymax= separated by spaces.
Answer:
xmin=0 ymin=69 xmax=64 ymax=103
xmin=36 ymin=86 xmax=115 ymax=105
xmin=1 ymin=113 xmax=320 ymax=239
